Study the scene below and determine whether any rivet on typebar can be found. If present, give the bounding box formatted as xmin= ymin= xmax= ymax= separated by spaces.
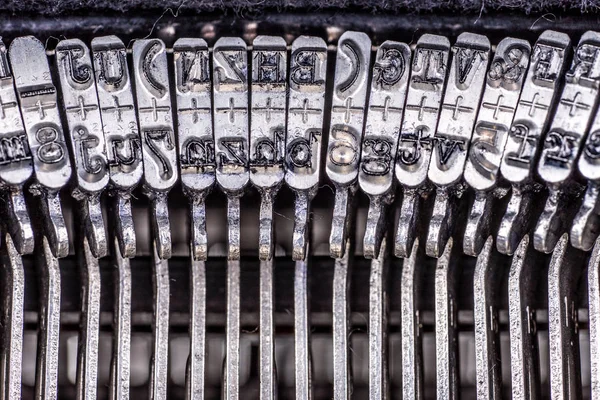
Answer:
xmin=427 ymin=33 xmax=490 ymax=258
xmin=434 ymin=238 xmax=461 ymax=400
xmin=400 ymin=238 xmax=426 ymax=400
xmin=0 ymin=234 xmax=26 ymax=400
xmin=326 ymin=31 xmax=371 ymax=258
xmin=131 ymin=38 xmax=178 ymax=259
xmin=463 ymin=37 xmax=531 ymax=256
xmin=9 ymin=36 xmax=72 ymax=258
xmin=573 ymin=37 xmax=600 ymax=251
xmin=547 ymin=234 xmax=586 ymax=400
xmin=587 ymin=236 xmax=600 ymax=400
xmin=368 ymin=239 xmax=388 ymax=400
xmin=395 ymin=34 xmax=450 ymax=258
xmin=332 ymin=240 xmax=352 ymax=399
xmin=285 ymin=36 xmax=328 ymax=261
xmin=212 ymin=37 xmax=250 ymax=261
xmin=55 ymin=38 xmax=110 ymax=258
xmin=359 ymin=40 xmax=410 ymax=259
xmin=0 ymin=38 xmax=34 ymax=255
xmin=498 ymin=31 xmax=571 ymax=255
xmin=92 ymin=35 xmax=144 ymax=258
xmin=173 ymin=38 xmax=214 ymax=261
xmin=536 ymin=31 xmax=600 ymax=253
xmin=508 ymin=235 xmax=541 ymax=400
xmin=473 ymin=236 xmax=503 ymax=400
xmin=250 ymin=36 xmax=287 ymax=261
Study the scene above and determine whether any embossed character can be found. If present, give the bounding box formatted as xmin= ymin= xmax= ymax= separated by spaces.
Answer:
xmin=373 ymin=48 xmax=404 ymax=88
xmin=0 ymin=134 xmax=31 ymax=165
xmin=36 ymin=126 xmax=65 ymax=164
xmin=361 ymin=138 xmax=393 ymax=175
xmin=96 ymin=48 xmax=126 ymax=89
xmin=58 ymin=45 xmax=93 ymax=87
xmin=290 ymin=50 xmax=324 ymax=86
xmin=399 ymin=127 xmax=431 ymax=165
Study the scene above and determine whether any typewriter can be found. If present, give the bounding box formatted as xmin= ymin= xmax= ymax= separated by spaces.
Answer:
xmin=0 ymin=6 xmax=598 ymax=400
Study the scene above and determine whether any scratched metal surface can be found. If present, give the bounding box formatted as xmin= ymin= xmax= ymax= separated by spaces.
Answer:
xmin=2 ymin=11 xmax=599 ymax=400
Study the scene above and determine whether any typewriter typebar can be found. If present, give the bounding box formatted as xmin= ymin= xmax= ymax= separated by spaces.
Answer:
xmin=4 ymin=27 xmax=600 ymax=400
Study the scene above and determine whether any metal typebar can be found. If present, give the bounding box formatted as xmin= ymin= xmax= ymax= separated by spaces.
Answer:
xmin=187 ymin=255 xmax=207 ymax=399
xmin=400 ymin=239 xmax=425 ymax=399
xmin=473 ymin=236 xmax=502 ymax=400
xmin=34 ymin=236 xmax=62 ymax=400
xmin=295 ymin=256 xmax=312 ymax=400
xmin=260 ymin=257 xmax=276 ymax=399
xmin=548 ymin=234 xmax=585 ymax=400
xmin=149 ymin=246 xmax=171 ymax=400
xmin=75 ymin=237 xmax=102 ymax=400
xmin=0 ymin=234 xmax=25 ymax=400
xmin=109 ymin=238 xmax=132 ymax=400
xmin=435 ymin=238 xmax=460 ymax=400
xmin=369 ymin=239 xmax=389 ymax=400
xmin=332 ymin=241 xmax=352 ymax=399
xmin=224 ymin=259 xmax=241 ymax=399
xmin=508 ymin=235 xmax=541 ymax=400
xmin=326 ymin=31 xmax=371 ymax=258
xmin=588 ymin=236 xmax=600 ymax=400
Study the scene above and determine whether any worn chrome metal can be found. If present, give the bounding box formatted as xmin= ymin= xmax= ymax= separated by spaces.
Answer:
xmin=285 ymin=36 xmax=327 ymax=261
xmin=427 ymin=33 xmax=490 ymax=258
xmin=295 ymin=255 xmax=312 ymax=400
xmin=463 ymin=37 xmax=531 ymax=256
xmin=574 ymin=36 xmax=600 ymax=251
xmin=76 ymin=237 xmax=102 ymax=400
xmin=332 ymin=240 xmax=352 ymax=399
xmin=0 ymin=234 xmax=25 ymax=400
xmin=259 ymin=257 xmax=276 ymax=400
xmin=589 ymin=236 xmax=600 ymax=400
xmin=435 ymin=238 xmax=460 ymax=400
xmin=359 ymin=41 xmax=410 ymax=259
xmin=326 ymin=31 xmax=371 ymax=258
xmin=34 ymin=236 xmax=62 ymax=400
xmin=0 ymin=38 xmax=34 ymax=256
xmin=132 ymin=38 xmax=178 ymax=260
xmin=150 ymin=244 xmax=170 ymax=400
xmin=368 ymin=239 xmax=388 ymax=400
xmin=213 ymin=37 xmax=249 ymax=261
xmin=473 ymin=236 xmax=502 ymax=400
xmin=548 ymin=234 xmax=585 ymax=400
xmin=173 ymin=38 xmax=214 ymax=261
xmin=187 ymin=251 xmax=207 ymax=400
xmin=56 ymin=39 xmax=110 ymax=259
xmin=395 ymin=34 xmax=450 ymax=258
xmin=508 ymin=235 xmax=540 ymax=400
xmin=400 ymin=239 xmax=425 ymax=399
xmin=536 ymin=31 xmax=600 ymax=253
xmin=109 ymin=238 xmax=131 ymax=400
xmin=498 ymin=31 xmax=571 ymax=255
xmin=224 ymin=260 xmax=241 ymax=399
xmin=251 ymin=36 xmax=287 ymax=261
xmin=92 ymin=35 xmax=143 ymax=258
xmin=10 ymin=36 xmax=72 ymax=258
